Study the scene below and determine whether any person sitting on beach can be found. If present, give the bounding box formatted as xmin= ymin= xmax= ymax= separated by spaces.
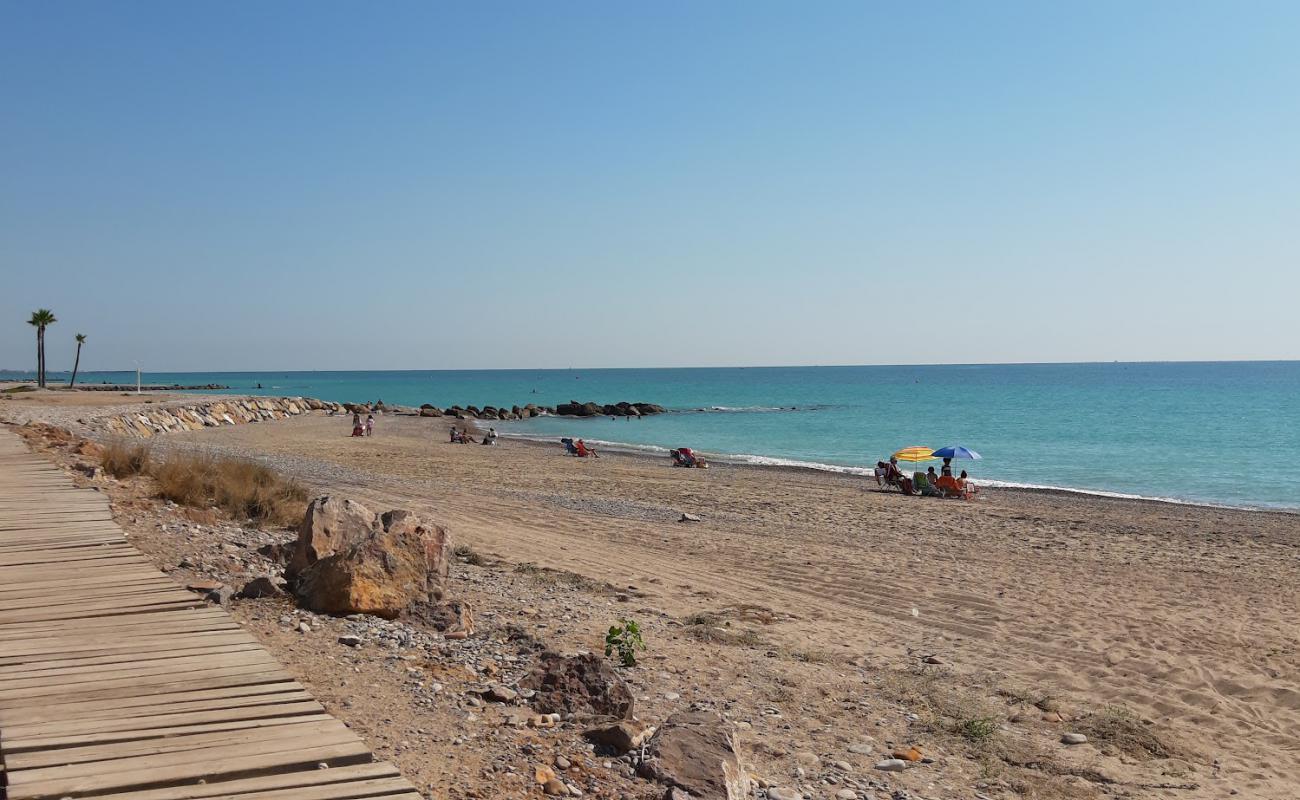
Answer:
xmin=561 ymin=437 xmax=578 ymax=455
xmin=936 ymin=473 xmax=965 ymax=499
xmin=876 ymin=457 xmax=904 ymax=488
xmin=482 ymin=427 xmax=498 ymax=445
xmin=941 ymin=457 xmax=953 ymax=478
xmin=957 ymin=469 xmax=980 ymax=497
xmin=575 ymin=439 xmax=598 ymax=458
xmin=450 ymin=426 xmax=459 ymax=443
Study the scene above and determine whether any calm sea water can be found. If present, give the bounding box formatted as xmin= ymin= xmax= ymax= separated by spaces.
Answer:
xmin=23 ymin=362 xmax=1300 ymax=510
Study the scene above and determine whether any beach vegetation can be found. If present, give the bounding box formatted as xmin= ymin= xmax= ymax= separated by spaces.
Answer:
xmin=101 ymin=438 xmax=151 ymax=478
xmin=70 ymin=333 xmax=86 ymax=387
xmin=149 ymin=451 xmax=307 ymax=528
xmin=25 ymin=308 xmax=56 ymax=388
xmin=1073 ymin=705 xmax=1181 ymax=760
xmin=954 ymin=716 xmax=999 ymax=744
xmin=604 ymin=618 xmax=646 ymax=667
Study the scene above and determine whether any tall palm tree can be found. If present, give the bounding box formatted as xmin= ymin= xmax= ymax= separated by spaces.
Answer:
xmin=69 ymin=333 xmax=87 ymax=387
xmin=26 ymin=309 xmax=56 ymax=388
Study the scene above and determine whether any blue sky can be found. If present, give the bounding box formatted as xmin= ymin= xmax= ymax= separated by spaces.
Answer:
xmin=1 ymin=1 xmax=1297 ymax=371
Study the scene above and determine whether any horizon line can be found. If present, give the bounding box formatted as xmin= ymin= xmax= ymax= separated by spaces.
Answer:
xmin=4 ymin=357 xmax=1299 ymax=375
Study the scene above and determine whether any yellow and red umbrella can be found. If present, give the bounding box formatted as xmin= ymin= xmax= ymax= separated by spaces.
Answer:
xmin=892 ymin=446 xmax=936 ymax=464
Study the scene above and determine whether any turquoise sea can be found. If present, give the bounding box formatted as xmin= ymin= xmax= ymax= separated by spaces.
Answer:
xmin=18 ymin=362 xmax=1300 ymax=510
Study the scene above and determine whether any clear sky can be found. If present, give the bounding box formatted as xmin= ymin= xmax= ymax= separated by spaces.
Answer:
xmin=2 ymin=1 xmax=1297 ymax=372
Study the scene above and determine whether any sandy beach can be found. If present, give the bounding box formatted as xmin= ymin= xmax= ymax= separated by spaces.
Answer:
xmin=4 ymin=393 xmax=1299 ymax=799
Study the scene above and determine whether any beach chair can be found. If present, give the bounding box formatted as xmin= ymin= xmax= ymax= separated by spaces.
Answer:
xmin=936 ymin=475 xmax=965 ymax=499
xmin=914 ymin=472 xmax=941 ymax=497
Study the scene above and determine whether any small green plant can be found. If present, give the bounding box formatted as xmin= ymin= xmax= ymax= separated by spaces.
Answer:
xmin=604 ymin=618 xmax=646 ymax=667
xmin=954 ymin=716 xmax=999 ymax=744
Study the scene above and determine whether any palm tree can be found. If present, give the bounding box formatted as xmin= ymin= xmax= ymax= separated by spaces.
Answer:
xmin=26 ymin=309 xmax=56 ymax=388
xmin=69 ymin=333 xmax=87 ymax=387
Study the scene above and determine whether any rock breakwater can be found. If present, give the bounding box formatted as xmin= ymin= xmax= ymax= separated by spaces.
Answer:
xmin=98 ymin=396 xmax=342 ymax=438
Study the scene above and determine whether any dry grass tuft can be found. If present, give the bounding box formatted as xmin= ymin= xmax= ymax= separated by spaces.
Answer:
xmin=1073 ymin=705 xmax=1182 ymax=761
xmin=101 ymin=439 xmax=151 ymax=478
xmin=149 ymin=452 xmax=307 ymax=527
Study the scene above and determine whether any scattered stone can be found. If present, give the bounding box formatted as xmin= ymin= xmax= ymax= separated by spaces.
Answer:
xmin=554 ymin=755 xmax=571 ymax=770
xmin=637 ymin=710 xmax=751 ymax=800
xmin=519 ymin=652 xmax=635 ymax=720
xmin=891 ymin=747 xmax=922 ymax=762
xmin=337 ymin=635 xmax=363 ymax=648
xmin=836 ymin=790 xmax=858 ymax=800
xmin=832 ymin=760 xmax=852 ymax=772
xmin=296 ymin=621 xmax=312 ymax=634
xmin=483 ymin=685 xmax=518 ymax=703
xmin=237 ymin=576 xmax=283 ymax=599
xmin=204 ymin=585 xmax=234 ymax=605
xmin=922 ymin=655 xmax=944 ymax=665
xmin=847 ymin=742 xmax=875 ymax=755
xmin=543 ymin=778 xmax=571 ymax=796
xmin=1061 ymin=733 xmax=1088 ymax=745
xmin=584 ymin=719 xmax=653 ymax=753
xmin=185 ymin=579 xmax=223 ymax=592
xmin=678 ymin=513 xmax=702 ymax=523
xmin=874 ymin=759 xmax=908 ymax=772
xmin=794 ymin=751 xmax=820 ymax=768
xmin=768 ymin=789 xmax=801 ymax=800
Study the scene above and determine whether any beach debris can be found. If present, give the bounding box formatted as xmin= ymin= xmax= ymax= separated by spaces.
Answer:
xmin=1061 ymin=732 xmax=1088 ymax=745
xmin=293 ymin=503 xmax=452 ymax=619
xmin=921 ymin=654 xmax=944 ymax=665
xmin=637 ymin=710 xmax=752 ymax=800
xmin=874 ymin=758 xmax=908 ymax=772
xmin=679 ymin=513 xmax=702 ymax=523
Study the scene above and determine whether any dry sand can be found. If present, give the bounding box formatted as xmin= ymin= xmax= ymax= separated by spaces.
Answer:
xmin=5 ymin=398 xmax=1299 ymax=799
xmin=162 ymin=413 xmax=1300 ymax=798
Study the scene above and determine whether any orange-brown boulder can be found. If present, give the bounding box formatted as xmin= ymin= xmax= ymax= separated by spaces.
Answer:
xmin=294 ymin=507 xmax=451 ymax=618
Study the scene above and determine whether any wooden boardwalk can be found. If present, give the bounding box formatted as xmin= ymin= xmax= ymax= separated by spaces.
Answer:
xmin=0 ymin=429 xmax=422 ymax=800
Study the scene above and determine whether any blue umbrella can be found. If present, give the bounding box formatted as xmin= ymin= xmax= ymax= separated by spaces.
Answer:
xmin=932 ymin=445 xmax=982 ymax=460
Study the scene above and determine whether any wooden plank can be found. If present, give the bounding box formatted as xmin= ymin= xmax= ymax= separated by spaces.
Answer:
xmin=5 ymin=712 xmax=337 ymax=766
xmin=70 ymin=762 xmax=401 ymax=800
xmin=3 ymin=697 xmax=325 ymax=740
xmin=4 ymin=739 xmax=374 ymax=799
xmin=0 ymin=684 xmax=308 ymax=725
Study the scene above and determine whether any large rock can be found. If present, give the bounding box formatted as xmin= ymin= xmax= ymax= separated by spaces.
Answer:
xmin=419 ymin=404 xmax=443 ymax=417
xmin=518 ymin=652 xmax=635 ymax=720
xmin=286 ymin=496 xmax=376 ymax=579
xmin=292 ymin=504 xmax=452 ymax=618
xmin=637 ymin=711 xmax=751 ymax=800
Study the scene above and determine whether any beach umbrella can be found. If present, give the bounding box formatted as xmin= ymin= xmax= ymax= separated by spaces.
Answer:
xmin=931 ymin=445 xmax=982 ymax=461
xmin=892 ymin=446 xmax=935 ymax=470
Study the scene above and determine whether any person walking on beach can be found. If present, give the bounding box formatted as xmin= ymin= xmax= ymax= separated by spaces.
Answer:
xmin=365 ymin=414 xmax=374 ymax=437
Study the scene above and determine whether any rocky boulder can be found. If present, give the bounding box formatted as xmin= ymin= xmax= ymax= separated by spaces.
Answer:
xmin=295 ymin=509 xmax=451 ymax=618
xmin=638 ymin=710 xmax=751 ymax=800
xmin=418 ymin=404 xmax=443 ymax=417
xmin=286 ymin=496 xmax=376 ymax=579
xmin=518 ymin=652 xmax=635 ymax=720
